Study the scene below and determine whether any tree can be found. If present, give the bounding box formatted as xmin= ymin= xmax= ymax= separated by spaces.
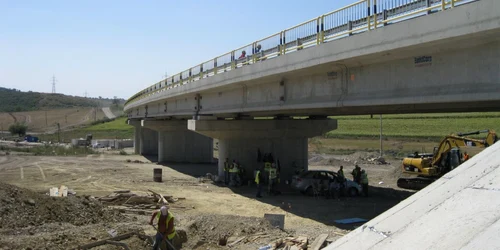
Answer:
xmin=8 ymin=122 xmax=28 ymax=137
xmin=112 ymin=96 xmax=119 ymax=106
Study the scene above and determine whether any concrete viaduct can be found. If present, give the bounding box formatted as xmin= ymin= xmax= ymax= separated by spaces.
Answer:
xmin=124 ymin=0 xmax=500 ymax=182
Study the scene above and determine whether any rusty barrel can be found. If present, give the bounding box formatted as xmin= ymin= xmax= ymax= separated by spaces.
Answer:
xmin=153 ymin=168 xmax=163 ymax=182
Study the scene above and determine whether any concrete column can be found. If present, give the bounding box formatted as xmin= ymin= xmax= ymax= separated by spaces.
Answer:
xmin=134 ymin=126 xmax=141 ymax=154
xmin=127 ymin=119 xmax=142 ymax=154
xmin=188 ymin=118 xmax=337 ymax=183
xmin=139 ymin=127 xmax=158 ymax=156
xmin=142 ymin=120 xmax=213 ymax=163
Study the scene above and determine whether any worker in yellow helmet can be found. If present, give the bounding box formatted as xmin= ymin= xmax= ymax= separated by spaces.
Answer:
xmin=255 ymin=165 xmax=264 ymax=198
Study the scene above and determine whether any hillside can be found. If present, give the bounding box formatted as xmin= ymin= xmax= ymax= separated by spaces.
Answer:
xmin=0 ymin=87 xmax=123 ymax=112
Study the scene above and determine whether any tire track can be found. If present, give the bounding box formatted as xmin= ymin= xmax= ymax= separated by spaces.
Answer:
xmin=7 ymin=113 xmax=17 ymax=122
xmin=34 ymin=163 xmax=46 ymax=181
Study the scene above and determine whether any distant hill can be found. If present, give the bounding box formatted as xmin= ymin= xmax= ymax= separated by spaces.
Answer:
xmin=0 ymin=87 xmax=124 ymax=112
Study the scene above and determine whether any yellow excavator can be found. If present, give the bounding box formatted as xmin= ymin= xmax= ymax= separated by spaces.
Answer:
xmin=397 ymin=129 xmax=498 ymax=190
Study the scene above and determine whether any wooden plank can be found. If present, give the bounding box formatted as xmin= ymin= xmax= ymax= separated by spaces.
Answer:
xmin=77 ymin=232 xmax=135 ymax=249
xmin=228 ymin=236 xmax=246 ymax=247
xmin=104 ymin=240 xmax=130 ymax=250
xmin=99 ymin=196 xmax=118 ymax=202
xmin=310 ymin=234 xmax=329 ymax=250
xmin=123 ymin=196 xmax=155 ymax=205
xmin=148 ymin=189 xmax=169 ymax=205
xmin=332 ymin=231 xmax=346 ymax=236
xmin=113 ymin=190 xmax=130 ymax=193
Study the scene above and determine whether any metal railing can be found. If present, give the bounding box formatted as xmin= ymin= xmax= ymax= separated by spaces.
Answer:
xmin=125 ymin=0 xmax=477 ymax=110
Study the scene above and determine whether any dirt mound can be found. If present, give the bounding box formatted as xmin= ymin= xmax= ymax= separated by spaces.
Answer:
xmin=309 ymin=154 xmax=349 ymax=166
xmin=0 ymin=182 xmax=121 ymax=229
xmin=181 ymin=214 xmax=288 ymax=249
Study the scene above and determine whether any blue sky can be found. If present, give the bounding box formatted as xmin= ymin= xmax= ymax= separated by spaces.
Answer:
xmin=1 ymin=0 xmax=354 ymax=99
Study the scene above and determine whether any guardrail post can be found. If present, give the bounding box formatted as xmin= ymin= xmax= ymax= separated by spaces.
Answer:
xmin=451 ymin=0 xmax=454 ymax=8
xmin=283 ymin=32 xmax=287 ymax=55
xmin=367 ymin=0 xmax=371 ymax=30
xmin=373 ymin=0 xmax=377 ymax=29
xmin=348 ymin=21 xmax=353 ymax=36
xmin=316 ymin=17 xmax=320 ymax=45
xmin=279 ymin=32 xmax=283 ymax=56
xmin=200 ymin=64 xmax=204 ymax=79
xmin=441 ymin=0 xmax=445 ymax=11
xmin=179 ymin=74 xmax=183 ymax=85
xmin=188 ymin=69 xmax=192 ymax=83
xmin=426 ymin=0 xmax=432 ymax=14
xmin=320 ymin=15 xmax=325 ymax=43
xmin=383 ymin=9 xmax=388 ymax=26
xmin=252 ymin=42 xmax=256 ymax=63
xmin=214 ymin=58 xmax=218 ymax=75
xmin=231 ymin=51 xmax=235 ymax=70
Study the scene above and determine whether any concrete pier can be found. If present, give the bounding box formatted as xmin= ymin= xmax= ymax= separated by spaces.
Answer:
xmin=188 ymin=118 xmax=337 ymax=182
xmin=127 ymin=119 xmax=142 ymax=154
xmin=139 ymin=124 xmax=158 ymax=156
xmin=142 ymin=120 xmax=213 ymax=163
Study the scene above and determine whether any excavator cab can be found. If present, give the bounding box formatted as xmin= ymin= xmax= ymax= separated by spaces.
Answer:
xmin=439 ymin=148 xmax=462 ymax=173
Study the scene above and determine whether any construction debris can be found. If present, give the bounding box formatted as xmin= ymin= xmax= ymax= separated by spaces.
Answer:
xmin=309 ymin=234 xmax=329 ymax=250
xmin=96 ymin=190 xmax=186 ymax=215
xmin=77 ymin=231 xmax=152 ymax=249
xmin=264 ymin=236 xmax=308 ymax=250
xmin=48 ymin=185 xmax=71 ymax=197
xmin=367 ymin=156 xmax=388 ymax=165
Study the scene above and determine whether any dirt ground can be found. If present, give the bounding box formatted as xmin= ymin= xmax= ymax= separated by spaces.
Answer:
xmin=0 ymin=149 xmax=413 ymax=249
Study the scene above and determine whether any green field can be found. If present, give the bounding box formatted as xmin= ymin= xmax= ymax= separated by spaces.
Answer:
xmin=326 ymin=112 xmax=500 ymax=139
xmin=82 ymin=117 xmax=133 ymax=139
xmin=38 ymin=117 xmax=133 ymax=142
xmin=35 ymin=112 xmax=500 ymax=145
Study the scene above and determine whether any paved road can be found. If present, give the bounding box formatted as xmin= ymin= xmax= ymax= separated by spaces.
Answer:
xmin=102 ymin=107 xmax=116 ymax=119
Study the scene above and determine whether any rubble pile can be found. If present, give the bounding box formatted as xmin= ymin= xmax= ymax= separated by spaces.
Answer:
xmin=182 ymin=214 xmax=288 ymax=249
xmin=0 ymin=182 xmax=121 ymax=229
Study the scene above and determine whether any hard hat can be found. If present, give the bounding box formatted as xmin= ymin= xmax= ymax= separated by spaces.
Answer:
xmin=160 ymin=206 xmax=169 ymax=215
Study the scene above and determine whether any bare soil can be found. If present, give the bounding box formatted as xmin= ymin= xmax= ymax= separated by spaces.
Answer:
xmin=0 ymin=150 xmax=413 ymax=249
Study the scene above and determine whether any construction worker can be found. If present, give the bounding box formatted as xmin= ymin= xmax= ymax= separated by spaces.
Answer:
xmin=224 ymin=158 xmax=230 ymax=185
xmin=268 ymin=163 xmax=277 ymax=195
xmin=150 ymin=206 xmax=176 ymax=250
xmin=351 ymin=165 xmax=361 ymax=184
xmin=463 ymin=152 xmax=470 ymax=161
xmin=238 ymin=162 xmax=247 ymax=185
xmin=255 ymin=165 xmax=264 ymax=198
xmin=264 ymin=159 xmax=272 ymax=185
xmin=361 ymin=169 xmax=369 ymax=197
xmin=229 ymin=160 xmax=240 ymax=186
xmin=337 ymin=166 xmax=345 ymax=181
